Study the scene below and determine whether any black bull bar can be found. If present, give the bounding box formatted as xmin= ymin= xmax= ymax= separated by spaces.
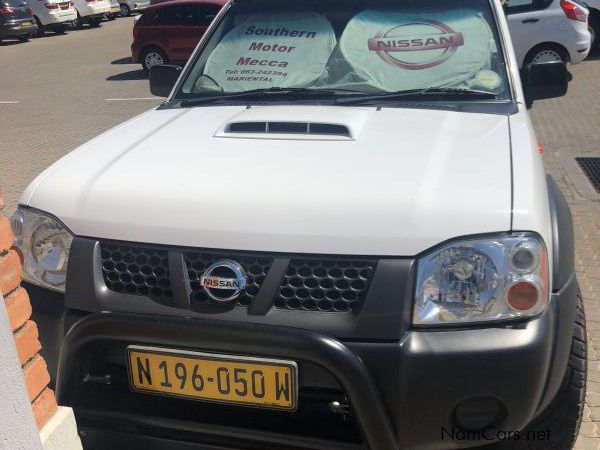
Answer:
xmin=55 ymin=312 xmax=399 ymax=450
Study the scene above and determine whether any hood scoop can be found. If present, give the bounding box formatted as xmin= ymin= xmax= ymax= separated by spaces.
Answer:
xmin=225 ymin=121 xmax=351 ymax=139
xmin=215 ymin=106 xmax=370 ymax=141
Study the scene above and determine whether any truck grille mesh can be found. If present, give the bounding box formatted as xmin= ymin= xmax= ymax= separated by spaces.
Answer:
xmin=100 ymin=244 xmax=172 ymax=302
xmin=275 ymin=259 xmax=376 ymax=312
xmin=99 ymin=243 xmax=376 ymax=312
xmin=184 ymin=252 xmax=272 ymax=308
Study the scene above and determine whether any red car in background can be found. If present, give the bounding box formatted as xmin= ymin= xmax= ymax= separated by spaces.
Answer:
xmin=132 ymin=0 xmax=225 ymax=72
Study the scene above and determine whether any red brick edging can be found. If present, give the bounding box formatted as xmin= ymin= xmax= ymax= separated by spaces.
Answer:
xmin=0 ymin=189 xmax=57 ymax=428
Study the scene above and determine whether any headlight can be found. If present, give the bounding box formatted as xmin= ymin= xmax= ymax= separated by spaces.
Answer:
xmin=10 ymin=207 xmax=73 ymax=293
xmin=414 ymin=234 xmax=548 ymax=325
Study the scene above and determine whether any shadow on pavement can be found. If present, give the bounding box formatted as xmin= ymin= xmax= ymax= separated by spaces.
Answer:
xmin=112 ymin=57 xmax=134 ymax=65
xmin=32 ymin=32 xmax=71 ymax=39
xmin=107 ymin=69 xmax=147 ymax=81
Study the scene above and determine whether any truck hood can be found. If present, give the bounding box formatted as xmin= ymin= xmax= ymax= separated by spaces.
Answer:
xmin=24 ymin=105 xmax=512 ymax=256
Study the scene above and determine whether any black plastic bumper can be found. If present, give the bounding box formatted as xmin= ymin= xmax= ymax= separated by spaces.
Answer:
xmin=53 ymin=274 xmax=579 ymax=450
xmin=0 ymin=22 xmax=37 ymax=37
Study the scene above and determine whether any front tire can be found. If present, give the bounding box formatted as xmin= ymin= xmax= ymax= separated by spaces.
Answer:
xmin=488 ymin=292 xmax=586 ymax=449
xmin=88 ymin=17 xmax=102 ymax=27
xmin=141 ymin=47 xmax=168 ymax=73
xmin=18 ymin=34 xmax=30 ymax=42
xmin=119 ymin=3 xmax=130 ymax=16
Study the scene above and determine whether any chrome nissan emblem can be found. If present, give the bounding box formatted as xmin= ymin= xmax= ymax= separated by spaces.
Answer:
xmin=200 ymin=260 xmax=247 ymax=302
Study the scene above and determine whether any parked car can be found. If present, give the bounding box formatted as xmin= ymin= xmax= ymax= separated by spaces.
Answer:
xmin=72 ymin=0 xmax=110 ymax=28
xmin=29 ymin=0 xmax=76 ymax=36
xmin=131 ymin=0 xmax=223 ymax=72
xmin=104 ymin=0 xmax=120 ymax=20
xmin=506 ymin=0 xmax=591 ymax=66
xmin=118 ymin=0 xmax=149 ymax=16
xmin=0 ymin=0 xmax=37 ymax=42
xmin=14 ymin=0 xmax=585 ymax=449
xmin=583 ymin=0 xmax=600 ymax=46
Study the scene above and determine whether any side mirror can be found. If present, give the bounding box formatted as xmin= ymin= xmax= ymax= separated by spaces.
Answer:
xmin=524 ymin=61 xmax=569 ymax=105
xmin=149 ymin=64 xmax=182 ymax=97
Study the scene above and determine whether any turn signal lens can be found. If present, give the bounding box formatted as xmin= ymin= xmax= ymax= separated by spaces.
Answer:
xmin=414 ymin=234 xmax=549 ymax=325
xmin=507 ymin=281 xmax=540 ymax=311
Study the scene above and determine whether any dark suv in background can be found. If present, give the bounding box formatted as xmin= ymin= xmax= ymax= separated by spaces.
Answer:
xmin=131 ymin=0 xmax=224 ymax=72
xmin=0 ymin=0 xmax=37 ymax=42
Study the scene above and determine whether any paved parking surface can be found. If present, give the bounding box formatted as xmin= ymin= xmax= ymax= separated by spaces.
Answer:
xmin=2 ymin=16 xmax=600 ymax=449
xmin=0 ymin=17 xmax=161 ymax=215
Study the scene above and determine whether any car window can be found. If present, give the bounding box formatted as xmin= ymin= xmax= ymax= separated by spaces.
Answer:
xmin=179 ymin=0 xmax=510 ymax=101
xmin=505 ymin=0 xmax=553 ymax=14
xmin=196 ymin=5 xmax=221 ymax=26
xmin=154 ymin=4 xmax=198 ymax=26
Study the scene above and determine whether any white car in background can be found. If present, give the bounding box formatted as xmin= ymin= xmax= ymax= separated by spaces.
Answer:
xmin=72 ymin=0 xmax=110 ymax=27
xmin=105 ymin=0 xmax=120 ymax=20
xmin=118 ymin=0 xmax=149 ymax=16
xmin=584 ymin=0 xmax=600 ymax=46
xmin=506 ymin=0 xmax=591 ymax=66
xmin=29 ymin=0 xmax=77 ymax=35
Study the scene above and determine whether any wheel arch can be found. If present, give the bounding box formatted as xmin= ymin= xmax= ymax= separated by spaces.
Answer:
xmin=588 ymin=6 xmax=600 ymax=16
xmin=547 ymin=174 xmax=575 ymax=292
xmin=531 ymin=177 xmax=581 ymax=419
xmin=524 ymin=42 xmax=571 ymax=65
xmin=140 ymin=44 xmax=167 ymax=58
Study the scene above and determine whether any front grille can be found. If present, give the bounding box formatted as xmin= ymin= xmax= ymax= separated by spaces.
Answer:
xmin=99 ymin=242 xmax=377 ymax=313
xmin=275 ymin=259 xmax=376 ymax=312
xmin=185 ymin=251 xmax=272 ymax=308
xmin=100 ymin=243 xmax=172 ymax=303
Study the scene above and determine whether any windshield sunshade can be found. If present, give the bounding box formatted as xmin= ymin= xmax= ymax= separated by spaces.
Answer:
xmin=339 ymin=9 xmax=500 ymax=92
xmin=202 ymin=11 xmax=337 ymax=92
xmin=179 ymin=0 xmax=510 ymax=103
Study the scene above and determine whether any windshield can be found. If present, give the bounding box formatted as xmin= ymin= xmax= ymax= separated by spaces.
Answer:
xmin=177 ymin=0 xmax=511 ymax=104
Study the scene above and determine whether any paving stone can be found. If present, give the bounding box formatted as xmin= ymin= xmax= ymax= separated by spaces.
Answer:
xmin=575 ymin=436 xmax=600 ymax=450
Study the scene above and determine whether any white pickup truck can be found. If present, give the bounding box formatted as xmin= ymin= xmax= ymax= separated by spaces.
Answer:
xmin=12 ymin=0 xmax=584 ymax=449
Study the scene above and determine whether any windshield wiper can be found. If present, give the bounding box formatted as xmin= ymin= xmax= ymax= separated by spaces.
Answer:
xmin=335 ymin=87 xmax=497 ymax=105
xmin=178 ymin=87 xmax=347 ymax=107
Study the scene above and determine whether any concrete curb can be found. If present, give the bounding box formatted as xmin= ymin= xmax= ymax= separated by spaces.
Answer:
xmin=40 ymin=407 xmax=82 ymax=450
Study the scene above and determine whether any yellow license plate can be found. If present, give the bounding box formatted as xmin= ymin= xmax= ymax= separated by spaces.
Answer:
xmin=127 ymin=346 xmax=298 ymax=411
xmin=21 ymin=21 xmax=32 ymax=26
